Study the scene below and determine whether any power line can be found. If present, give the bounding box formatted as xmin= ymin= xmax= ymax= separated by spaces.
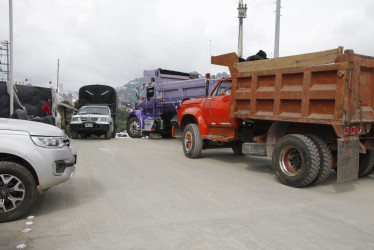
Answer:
xmin=56 ymin=0 xmax=211 ymax=56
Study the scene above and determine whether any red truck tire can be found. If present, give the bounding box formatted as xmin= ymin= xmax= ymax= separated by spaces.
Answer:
xmin=232 ymin=141 xmax=244 ymax=155
xmin=183 ymin=124 xmax=203 ymax=158
xmin=358 ymin=150 xmax=374 ymax=177
xmin=306 ymin=135 xmax=333 ymax=184
xmin=272 ymin=134 xmax=320 ymax=187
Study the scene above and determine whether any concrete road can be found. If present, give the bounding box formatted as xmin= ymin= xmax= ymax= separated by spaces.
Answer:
xmin=1 ymin=137 xmax=374 ymax=250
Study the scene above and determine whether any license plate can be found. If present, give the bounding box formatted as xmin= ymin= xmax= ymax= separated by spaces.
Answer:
xmin=85 ymin=123 xmax=93 ymax=128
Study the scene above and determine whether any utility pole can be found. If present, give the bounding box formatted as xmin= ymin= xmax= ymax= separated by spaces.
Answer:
xmin=237 ymin=0 xmax=247 ymax=58
xmin=57 ymin=58 xmax=59 ymax=93
xmin=274 ymin=0 xmax=281 ymax=58
xmin=9 ymin=0 xmax=14 ymax=116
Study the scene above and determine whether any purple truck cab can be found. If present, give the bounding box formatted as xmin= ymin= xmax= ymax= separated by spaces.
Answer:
xmin=127 ymin=68 xmax=217 ymax=138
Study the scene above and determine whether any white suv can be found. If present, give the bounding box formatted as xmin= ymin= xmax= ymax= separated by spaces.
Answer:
xmin=0 ymin=118 xmax=76 ymax=222
xmin=70 ymin=105 xmax=114 ymax=139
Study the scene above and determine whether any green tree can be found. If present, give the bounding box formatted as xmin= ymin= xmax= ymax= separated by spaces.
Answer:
xmin=116 ymin=108 xmax=131 ymax=132
xmin=73 ymin=100 xmax=79 ymax=109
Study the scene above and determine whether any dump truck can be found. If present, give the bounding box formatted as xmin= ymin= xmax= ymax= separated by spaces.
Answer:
xmin=127 ymin=68 xmax=217 ymax=138
xmin=177 ymin=47 xmax=374 ymax=187
xmin=70 ymin=84 xmax=117 ymax=139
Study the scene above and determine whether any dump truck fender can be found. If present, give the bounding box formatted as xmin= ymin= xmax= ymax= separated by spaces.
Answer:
xmin=266 ymin=121 xmax=290 ymax=157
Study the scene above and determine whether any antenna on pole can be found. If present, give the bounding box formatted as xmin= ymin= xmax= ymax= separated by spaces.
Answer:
xmin=274 ymin=0 xmax=281 ymax=58
xmin=237 ymin=0 xmax=247 ymax=58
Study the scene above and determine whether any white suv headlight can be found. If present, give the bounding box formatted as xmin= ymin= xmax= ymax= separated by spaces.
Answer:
xmin=31 ymin=136 xmax=66 ymax=148
xmin=71 ymin=117 xmax=80 ymax=122
xmin=99 ymin=117 xmax=110 ymax=122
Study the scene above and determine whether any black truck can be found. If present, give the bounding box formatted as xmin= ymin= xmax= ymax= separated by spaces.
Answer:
xmin=70 ymin=85 xmax=118 ymax=139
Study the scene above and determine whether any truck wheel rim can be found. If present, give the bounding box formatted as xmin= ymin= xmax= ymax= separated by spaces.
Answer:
xmin=0 ymin=174 xmax=25 ymax=213
xmin=130 ymin=121 xmax=140 ymax=134
xmin=184 ymin=132 xmax=193 ymax=152
xmin=279 ymin=147 xmax=302 ymax=176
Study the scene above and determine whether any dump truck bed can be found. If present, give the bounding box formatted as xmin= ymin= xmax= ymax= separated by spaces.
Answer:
xmin=212 ymin=48 xmax=374 ymax=136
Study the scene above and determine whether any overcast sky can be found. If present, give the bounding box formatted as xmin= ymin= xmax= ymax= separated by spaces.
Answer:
xmin=0 ymin=0 xmax=373 ymax=92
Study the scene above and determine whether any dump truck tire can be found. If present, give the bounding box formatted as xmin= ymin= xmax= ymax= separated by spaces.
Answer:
xmin=127 ymin=117 xmax=142 ymax=138
xmin=306 ymin=135 xmax=333 ymax=185
xmin=272 ymin=134 xmax=320 ymax=187
xmin=232 ymin=141 xmax=244 ymax=155
xmin=359 ymin=150 xmax=374 ymax=177
xmin=183 ymin=124 xmax=203 ymax=158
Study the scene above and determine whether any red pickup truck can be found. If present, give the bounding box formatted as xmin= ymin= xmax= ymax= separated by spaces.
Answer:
xmin=177 ymin=48 xmax=374 ymax=187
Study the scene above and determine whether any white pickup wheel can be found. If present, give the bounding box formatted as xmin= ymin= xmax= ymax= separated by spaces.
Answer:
xmin=105 ymin=129 xmax=111 ymax=140
xmin=0 ymin=161 xmax=39 ymax=223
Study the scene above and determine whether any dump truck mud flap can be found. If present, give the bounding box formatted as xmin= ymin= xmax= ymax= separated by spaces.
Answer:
xmin=337 ymin=137 xmax=359 ymax=183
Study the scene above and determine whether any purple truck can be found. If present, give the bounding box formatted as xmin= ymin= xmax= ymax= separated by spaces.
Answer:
xmin=127 ymin=68 xmax=218 ymax=138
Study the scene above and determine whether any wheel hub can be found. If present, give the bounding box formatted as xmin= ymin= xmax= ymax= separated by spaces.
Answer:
xmin=184 ymin=132 xmax=192 ymax=152
xmin=0 ymin=187 xmax=10 ymax=197
xmin=0 ymin=174 xmax=25 ymax=213
xmin=280 ymin=147 xmax=302 ymax=176
xmin=130 ymin=122 xmax=140 ymax=134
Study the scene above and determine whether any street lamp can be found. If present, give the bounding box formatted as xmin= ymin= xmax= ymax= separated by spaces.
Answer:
xmin=238 ymin=1 xmax=247 ymax=58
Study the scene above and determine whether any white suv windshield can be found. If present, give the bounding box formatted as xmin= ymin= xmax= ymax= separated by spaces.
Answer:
xmin=78 ymin=106 xmax=109 ymax=115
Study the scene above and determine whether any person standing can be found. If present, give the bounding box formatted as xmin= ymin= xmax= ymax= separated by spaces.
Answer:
xmin=42 ymin=98 xmax=51 ymax=115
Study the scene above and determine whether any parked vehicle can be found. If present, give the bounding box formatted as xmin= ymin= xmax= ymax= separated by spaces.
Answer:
xmin=70 ymin=85 xmax=117 ymax=139
xmin=0 ymin=118 xmax=76 ymax=222
xmin=116 ymin=131 xmax=129 ymax=138
xmin=178 ymin=47 xmax=374 ymax=187
xmin=126 ymin=68 xmax=218 ymax=138
xmin=70 ymin=106 xmax=114 ymax=139
xmin=0 ymin=82 xmax=61 ymax=127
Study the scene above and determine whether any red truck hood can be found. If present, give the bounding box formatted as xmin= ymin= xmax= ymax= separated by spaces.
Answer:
xmin=180 ymin=97 xmax=204 ymax=105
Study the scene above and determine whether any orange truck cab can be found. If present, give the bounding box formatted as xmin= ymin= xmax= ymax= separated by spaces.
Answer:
xmin=178 ymin=78 xmax=244 ymax=158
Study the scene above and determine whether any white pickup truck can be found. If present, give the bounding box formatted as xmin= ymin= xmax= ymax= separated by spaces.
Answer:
xmin=70 ymin=105 xmax=114 ymax=139
xmin=0 ymin=118 xmax=76 ymax=222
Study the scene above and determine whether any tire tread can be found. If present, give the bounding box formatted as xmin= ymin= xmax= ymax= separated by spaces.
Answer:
xmin=359 ymin=150 xmax=374 ymax=177
xmin=273 ymin=134 xmax=320 ymax=187
xmin=306 ymin=135 xmax=332 ymax=185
